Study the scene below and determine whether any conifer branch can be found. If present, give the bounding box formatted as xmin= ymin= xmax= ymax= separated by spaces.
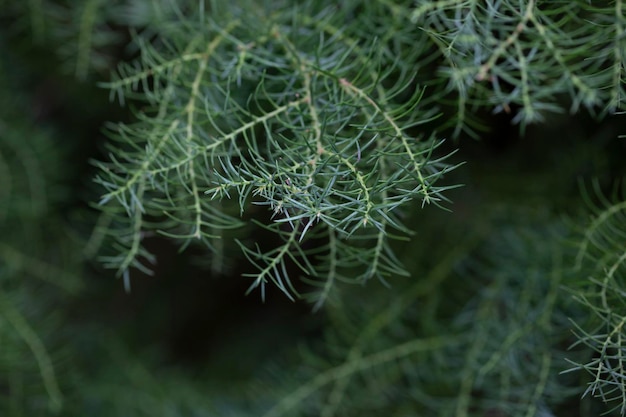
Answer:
xmin=565 ymin=182 xmax=626 ymax=415
xmin=262 ymin=335 xmax=456 ymax=417
xmin=3 ymin=1 xmax=626 ymax=415
xmin=94 ymin=3 xmax=456 ymax=300
xmin=0 ymin=293 xmax=63 ymax=413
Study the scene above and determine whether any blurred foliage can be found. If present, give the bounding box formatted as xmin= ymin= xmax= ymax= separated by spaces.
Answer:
xmin=1 ymin=1 xmax=626 ymax=416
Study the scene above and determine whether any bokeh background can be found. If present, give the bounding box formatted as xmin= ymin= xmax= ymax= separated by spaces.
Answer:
xmin=1 ymin=1 xmax=626 ymax=416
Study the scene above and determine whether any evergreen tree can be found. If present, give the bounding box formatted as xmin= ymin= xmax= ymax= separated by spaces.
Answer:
xmin=1 ymin=1 xmax=626 ymax=415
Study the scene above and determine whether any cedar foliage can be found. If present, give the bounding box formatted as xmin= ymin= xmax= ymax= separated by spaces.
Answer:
xmin=1 ymin=1 xmax=626 ymax=415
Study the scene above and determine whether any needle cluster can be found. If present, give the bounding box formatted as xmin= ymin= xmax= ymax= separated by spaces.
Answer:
xmin=94 ymin=1 xmax=459 ymax=301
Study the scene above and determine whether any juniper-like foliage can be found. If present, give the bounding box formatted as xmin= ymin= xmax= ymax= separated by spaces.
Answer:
xmin=0 ymin=42 xmax=82 ymax=413
xmin=93 ymin=0 xmax=460 ymax=301
xmin=563 ymin=181 xmax=626 ymax=416
xmin=1 ymin=1 xmax=626 ymax=416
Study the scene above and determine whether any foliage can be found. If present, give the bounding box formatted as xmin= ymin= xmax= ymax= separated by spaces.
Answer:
xmin=92 ymin=0 xmax=461 ymax=301
xmin=0 ymin=48 xmax=82 ymax=414
xmin=241 ymin=221 xmax=582 ymax=417
xmin=564 ymin=182 xmax=626 ymax=415
xmin=0 ymin=0 xmax=626 ymax=416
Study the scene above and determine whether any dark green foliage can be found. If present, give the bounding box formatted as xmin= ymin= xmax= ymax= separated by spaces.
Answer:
xmin=0 ymin=49 xmax=81 ymax=414
xmin=92 ymin=0 xmax=461 ymax=300
xmin=1 ymin=1 xmax=626 ymax=416
xmin=564 ymin=182 xmax=626 ymax=415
